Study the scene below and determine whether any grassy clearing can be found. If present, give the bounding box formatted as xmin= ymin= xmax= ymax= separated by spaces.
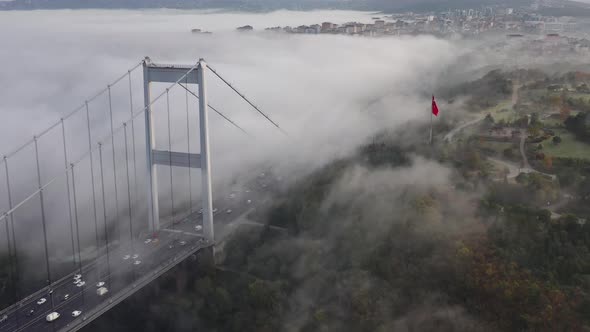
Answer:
xmin=541 ymin=128 xmax=590 ymax=160
xmin=477 ymin=141 xmax=515 ymax=155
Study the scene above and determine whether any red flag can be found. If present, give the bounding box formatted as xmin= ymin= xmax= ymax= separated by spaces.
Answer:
xmin=432 ymin=95 xmax=439 ymax=117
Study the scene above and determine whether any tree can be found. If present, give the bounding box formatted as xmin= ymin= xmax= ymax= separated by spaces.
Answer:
xmin=553 ymin=136 xmax=562 ymax=145
xmin=503 ymin=147 xmax=515 ymax=159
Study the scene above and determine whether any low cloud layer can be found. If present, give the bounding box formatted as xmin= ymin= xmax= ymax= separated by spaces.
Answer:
xmin=0 ymin=9 xmax=483 ymax=290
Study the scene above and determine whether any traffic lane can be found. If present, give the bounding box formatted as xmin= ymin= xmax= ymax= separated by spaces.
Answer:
xmin=2 ymin=185 xmax=265 ymax=331
xmin=23 ymin=286 xmax=87 ymax=332
xmin=13 ymin=240 xmax=145 ymax=331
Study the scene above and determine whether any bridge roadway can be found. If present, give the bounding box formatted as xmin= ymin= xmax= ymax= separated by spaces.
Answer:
xmin=0 ymin=176 xmax=270 ymax=332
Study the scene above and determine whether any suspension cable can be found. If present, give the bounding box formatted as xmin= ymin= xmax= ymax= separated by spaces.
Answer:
xmin=0 ymin=61 xmax=143 ymax=164
xmin=33 ymin=136 xmax=52 ymax=285
xmin=98 ymin=143 xmax=112 ymax=285
xmin=61 ymin=119 xmax=77 ymax=270
xmin=70 ymin=163 xmax=83 ymax=274
xmin=206 ymin=64 xmax=288 ymax=136
xmin=107 ymin=86 xmax=121 ymax=246
xmin=185 ymin=77 xmax=192 ymax=214
xmin=86 ymin=102 xmax=101 ymax=280
xmin=166 ymin=89 xmax=176 ymax=228
xmin=178 ymin=83 xmax=250 ymax=136
xmin=3 ymin=157 xmax=19 ymax=303
xmin=128 ymin=70 xmax=139 ymax=215
xmin=123 ymin=124 xmax=135 ymax=260
xmin=0 ymin=62 xmax=200 ymax=224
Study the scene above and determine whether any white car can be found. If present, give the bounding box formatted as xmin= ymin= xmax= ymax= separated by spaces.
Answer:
xmin=144 ymin=239 xmax=152 ymax=244
xmin=179 ymin=240 xmax=186 ymax=246
xmin=72 ymin=310 xmax=82 ymax=318
xmin=73 ymin=274 xmax=81 ymax=280
xmin=226 ymin=209 xmax=232 ymax=214
xmin=63 ymin=294 xmax=69 ymax=301
xmin=37 ymin=298 xmax=46 ymax=305
xmin=96 ymin=287 xmax=108 ymax=296
xmin=245 ymin=189 xmax=251 ymax=193
xmin=195 ymin=225 xmax=203 ymax=231
xmin=212 ymin=208 xmax=218 ymax=213
xmin=247 ymin=200 xmax=252 ymax=204
xmin=132 ymin=254 xmax=139 ymax=259
xmin=133 ymin=260 xmax=141 ymax=265
xmin=76 ymin=281 xmax=86 ymax=287
xmin=46 ymin=312 xmax=60 ymax=322
xmin=122 ymin=255 xmax=131 ymax=260
xmin=96 ymin=282 xmax=105 ymax=288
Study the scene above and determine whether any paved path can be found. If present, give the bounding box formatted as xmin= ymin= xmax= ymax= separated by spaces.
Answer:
xmin=443 ymin=115 xmax=486 ymax=142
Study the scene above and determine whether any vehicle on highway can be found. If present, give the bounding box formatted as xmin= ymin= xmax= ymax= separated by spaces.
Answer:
xmin=247 ymin=199 xmax=252 ymax=204
xmin=63 ymin=294 xmax=69 ymax=301
xmin=76 ymin=281 xmax=86 ymax=287
xmin=0 ymin=315 xmax=7 ymax=323
xmin=179 ymin=240 xmax=186 ymax=246
xmin=226 ymin=209 xmax=232 ymax=214
xmin=96 ymin=281 xmax=105 ymax=287
xmin=134 ymin=260 xmax=141 ymax=265
xmin=37 ymin=298 xmax=46 ymax=305
xmin=123 ymin=254 xmax=131 ymax=260
xmin=73 ymin=274 xmax=81 ymax=280
xmin=72 ymin=310 xmax=82 ymax=318
xmin=195 ymin=225 xmax=203 ymax=231
xmin=96 ymin=287 xmax=108 ymax=296
xmin=26 ymin=309 xmax=34 ymax=317
xmin=144 ymin=238 xmax=152 ymax=244
xmin=46 ymin=312 xmax=60 ymax=322
xmin=132 ymin=254 xmax=139 ymax=259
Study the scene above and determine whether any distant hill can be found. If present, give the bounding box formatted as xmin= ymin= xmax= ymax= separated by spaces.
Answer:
xmin=1 ymin=0 xmax=589 ymax=13
xmin=0 ymin=0 xmax=533 ymax=11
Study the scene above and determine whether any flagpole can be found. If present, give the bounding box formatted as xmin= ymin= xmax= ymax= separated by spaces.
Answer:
xmin=429 ymin=108 xmax=433 ymax=145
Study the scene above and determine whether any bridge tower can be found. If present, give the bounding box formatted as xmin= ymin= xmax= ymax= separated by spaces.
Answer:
xmin=142 ymin=57 xmax=214 ymax=243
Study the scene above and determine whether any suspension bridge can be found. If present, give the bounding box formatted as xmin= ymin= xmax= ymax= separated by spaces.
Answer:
xmin=0 ymin=57 xmax=285 ymax=332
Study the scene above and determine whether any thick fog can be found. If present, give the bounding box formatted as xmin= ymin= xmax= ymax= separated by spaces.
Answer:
xmin=0 ymin=9 xmax=478 ymax=292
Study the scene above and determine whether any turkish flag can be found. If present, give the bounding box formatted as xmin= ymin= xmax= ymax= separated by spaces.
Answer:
xmin=432 ymin=96 xmax=439 ymax=117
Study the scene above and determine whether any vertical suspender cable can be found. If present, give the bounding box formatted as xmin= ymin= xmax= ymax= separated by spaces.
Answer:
xmin=123 ymin=124 xmax=135 ymax=256
xmin=185 ymin=77 xmax=192 ymax=215
xmin=34 ymin=136 xmax=52 ymax=285
xmin=3 ymin=157 xmax=18 ymax=310
xmin=85 ymin=102 xmax=101 ymax=278
xmin=166 ymin=89 xmax=176 ymax=227
xmin=108 ymin=86 xmax=121 ymax=246
xmin=98 ymin=143 xmax=112 ymax=283
xmin=70 ymin=164 xmax=83 ymax=274
xmin=61 ymin=119 xmax=77 ymax=270
xmin=128 ymin=71 xmax=139 ymax=211
xmin=3 ymin=213 xmax=14 ymax=303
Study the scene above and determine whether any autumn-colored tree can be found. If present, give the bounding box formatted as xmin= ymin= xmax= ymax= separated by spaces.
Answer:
xmin=545 ymin=155 xmax=553 ymax=169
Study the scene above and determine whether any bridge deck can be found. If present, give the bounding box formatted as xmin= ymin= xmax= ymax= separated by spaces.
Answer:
xmin=0 ymin=179 xmax=268 ymax=332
